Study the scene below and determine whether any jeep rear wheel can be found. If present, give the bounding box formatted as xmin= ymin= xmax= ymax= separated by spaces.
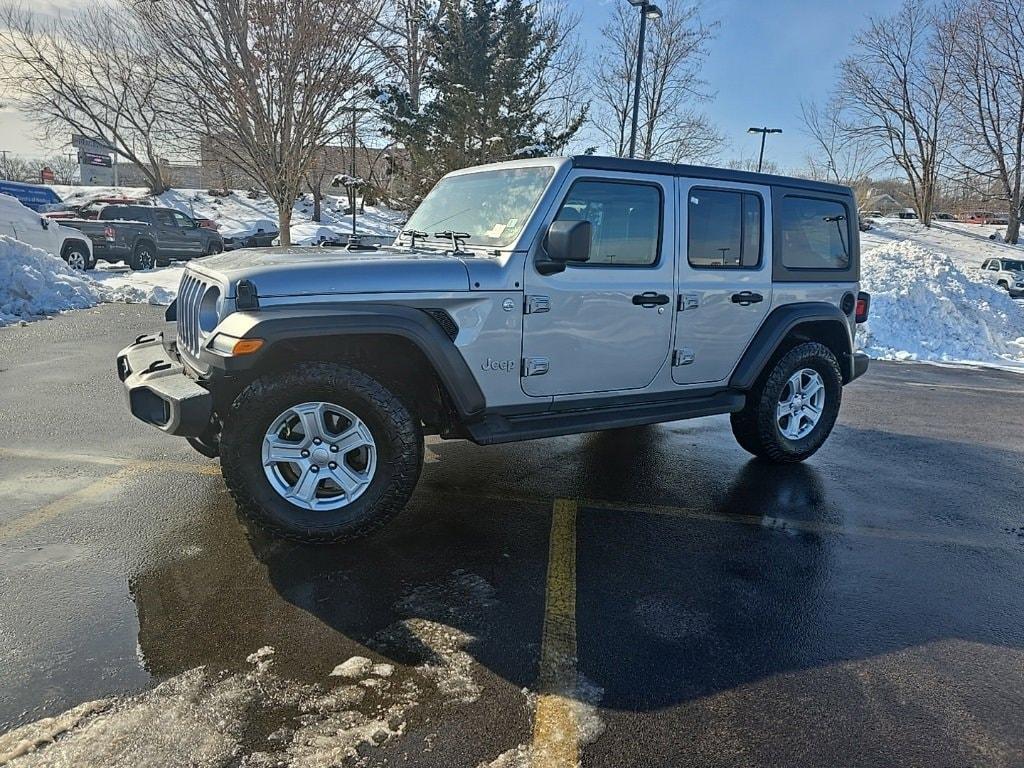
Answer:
xmin=730 ymin=342 xmax=843 ymax=463
xmin=220 ymin=362 xmax=423 ymax=542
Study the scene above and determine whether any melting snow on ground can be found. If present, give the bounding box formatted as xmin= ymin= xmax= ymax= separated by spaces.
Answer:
xmin=858 ymin=237 xmax=1024 ymax=370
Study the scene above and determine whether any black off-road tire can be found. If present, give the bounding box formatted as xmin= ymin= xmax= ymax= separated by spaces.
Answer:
xmin=220 ymin=362 xmax=423 ymax=543
xmin=130 ymin=242 xmax=156 ymax=271
xmin=730 ymin=342 xmax=843 ymax=463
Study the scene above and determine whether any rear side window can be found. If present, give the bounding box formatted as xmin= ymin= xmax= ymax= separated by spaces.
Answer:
xmin=687 ymin=188 xmax=762 ymax=268
xmin=555 ymin=180 xmax=662 ymax=267
xmin=780 ymin=196 xmax=850 ymax=270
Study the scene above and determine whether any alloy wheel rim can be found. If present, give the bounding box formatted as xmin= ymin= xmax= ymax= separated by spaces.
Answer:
xmin=67 ymin=251 xmax=86 ymax=270
xmin=261 ymin=401 xmax=377 ymax=511
xmin=776 ymin=368 xmax=825 ymax=440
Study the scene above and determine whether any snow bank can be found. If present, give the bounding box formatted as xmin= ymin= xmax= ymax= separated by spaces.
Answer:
xmin=0 ymin=237 xmax=178 ymax=327
xmin=858 ymin=239 xmax=1024 ymax=368
xmin=0 ymin=236 xmax=100 ymax=324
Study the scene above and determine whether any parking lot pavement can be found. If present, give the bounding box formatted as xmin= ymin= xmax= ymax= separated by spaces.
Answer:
xmin=1 ymin=304 xmax=1023 ymax=767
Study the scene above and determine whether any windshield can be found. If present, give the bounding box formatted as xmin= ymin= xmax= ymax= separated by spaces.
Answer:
xmin=403 ymin=166 xmax=555 ymax=249
xmin=1000 ymin=260 xmax=1024 ymax=271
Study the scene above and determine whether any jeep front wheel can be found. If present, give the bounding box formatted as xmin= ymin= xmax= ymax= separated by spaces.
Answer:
xmin=730 ymin=342 xmax=842 ymax=463
xmin=220 ymin=362 xmax=423 ymax=542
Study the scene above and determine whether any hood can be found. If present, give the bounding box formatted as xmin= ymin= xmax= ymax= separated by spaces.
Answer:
xmin=187 ymin=246 xmax=472 ymax=298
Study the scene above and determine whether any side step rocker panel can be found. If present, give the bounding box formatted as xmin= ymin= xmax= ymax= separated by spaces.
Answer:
xmin=464 ymin=391 xmax=745 ymax=446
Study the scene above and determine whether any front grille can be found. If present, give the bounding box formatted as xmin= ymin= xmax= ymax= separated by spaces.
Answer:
xmin=176 ymin=272 xmax=209 ymax=357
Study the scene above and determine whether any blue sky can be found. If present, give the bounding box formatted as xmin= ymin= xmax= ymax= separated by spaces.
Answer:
xmin=0 ymin=0 xmax=900 ymax=169
xmin=567 ymin=0 xmax=899 ymax=170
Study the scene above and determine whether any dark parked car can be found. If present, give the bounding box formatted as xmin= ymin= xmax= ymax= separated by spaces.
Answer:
xmin=61 ymin=204 xmax=223 ymax=269
xmin=222 ymin=227 xmax=279 ymax=251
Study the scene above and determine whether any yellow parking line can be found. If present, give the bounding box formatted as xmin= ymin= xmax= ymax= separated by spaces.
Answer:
xmin=0 ymin=447 xmax=221 ymax=476
xmin=0 ymin=468 xmax=135 ymax=543
xmin=531 ymin=498 xmax=580 ymax=768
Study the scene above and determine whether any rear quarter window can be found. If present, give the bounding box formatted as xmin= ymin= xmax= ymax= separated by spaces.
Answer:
xmin=779 ymin=196 xmax=851 ymax=270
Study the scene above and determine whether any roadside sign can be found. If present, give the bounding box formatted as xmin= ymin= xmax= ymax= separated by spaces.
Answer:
xmin=82 ymin=152 xmax=112 ymax=168
xmin=71 ymin=133 xmax=115 ymax=154
xmin=40 ymin=166 xmax=55 ymax=183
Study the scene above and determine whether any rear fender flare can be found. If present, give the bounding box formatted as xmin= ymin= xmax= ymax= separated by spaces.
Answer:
xmin=730 ymin=302 xmax=855 ymax=389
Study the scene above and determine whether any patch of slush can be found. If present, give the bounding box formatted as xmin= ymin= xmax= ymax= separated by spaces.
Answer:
xmin=477 ymin=674 xmax=605 ymax=768
xmin=1 ymin=647 xmax=414 ymax=768
xmin=858 ymin=239 xmax=1024 ymax=370
xmin=2 ymin=571 xmax=503 ymax=767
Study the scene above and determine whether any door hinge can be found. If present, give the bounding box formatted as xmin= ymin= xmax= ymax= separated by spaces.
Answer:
xmin=524 ymin=295 xmax=550 ymax=314
xmin=672 ymin=348 xmax=695 ymax=366
xmin=677 ymin=293 xmax=699 ymax=311
xmin=522 ymin=357 xmax=550 ymax=377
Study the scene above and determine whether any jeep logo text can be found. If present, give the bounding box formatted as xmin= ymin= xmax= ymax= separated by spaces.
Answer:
xmin=481 ymin=357 xmax=516 ymax=373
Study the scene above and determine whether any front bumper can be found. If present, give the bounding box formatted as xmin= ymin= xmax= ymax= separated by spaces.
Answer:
xmin=116 ymin=333 xmax=213 ymax=436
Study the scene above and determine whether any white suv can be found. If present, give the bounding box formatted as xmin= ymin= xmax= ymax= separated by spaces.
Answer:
xmin=0 ymin=193 xmax=94 ymax=270
xmin=981 ymin=257 xmax=1024 ymax=297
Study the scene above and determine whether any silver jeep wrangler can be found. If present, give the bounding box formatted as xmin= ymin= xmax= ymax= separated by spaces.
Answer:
xmin=117 ymin=156 xmax=870 ymax=542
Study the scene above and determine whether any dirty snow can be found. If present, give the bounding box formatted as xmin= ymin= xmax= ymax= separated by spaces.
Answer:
xmin=1 ymin=572 xmax=507 ymax=767
xmin=857 ymin=235 xmax=1024 ymax=370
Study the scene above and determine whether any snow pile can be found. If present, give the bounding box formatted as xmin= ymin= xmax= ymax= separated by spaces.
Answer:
xmin=0 ymin=236 xmax=100 ymax=324
xmin=858 ymin=239 xmax=1024 ymax=368
xmin=0 ymin=237 xmax=181 ymax=327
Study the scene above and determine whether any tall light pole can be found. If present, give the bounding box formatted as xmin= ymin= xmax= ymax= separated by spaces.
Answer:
xmin=747 ymin=126 xmax=782 ymax=172
xmin=627 ymin=0 xmax=662 ymax=159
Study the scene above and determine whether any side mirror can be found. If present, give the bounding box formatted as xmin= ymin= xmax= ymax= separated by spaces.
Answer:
xmin=537 ymin=219 xmax=591 ymax=275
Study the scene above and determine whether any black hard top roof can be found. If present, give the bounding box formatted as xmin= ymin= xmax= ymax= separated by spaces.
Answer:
xmin=570 ymin=155 xmax=852 ymax=196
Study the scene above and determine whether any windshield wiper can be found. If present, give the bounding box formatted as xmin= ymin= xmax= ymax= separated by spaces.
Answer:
xmin=401 ymin=228 xmax=427 ymax=248
xmin=435 ymin=230 xmax=471 ymax=253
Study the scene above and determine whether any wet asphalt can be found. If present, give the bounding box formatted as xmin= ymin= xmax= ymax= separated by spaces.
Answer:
xmin=1 ymin=303 xmax=1023 ymax=767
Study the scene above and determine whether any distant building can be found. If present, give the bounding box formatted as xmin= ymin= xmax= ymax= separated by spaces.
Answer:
xmin=862 ymin=190 xmax=903 ymax=215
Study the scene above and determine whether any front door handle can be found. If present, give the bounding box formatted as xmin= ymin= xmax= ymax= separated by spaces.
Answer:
xmin=632 ymin=292 xmax=671 ymax=307
xmin=731 ymin=291 xmax=764 ymax=306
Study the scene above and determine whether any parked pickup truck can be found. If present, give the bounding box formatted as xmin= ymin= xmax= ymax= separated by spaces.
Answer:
xmin=117 ymin=156 xmax=870 ymax=543
xmin=62 ymin=204 xmax=224 ymax=270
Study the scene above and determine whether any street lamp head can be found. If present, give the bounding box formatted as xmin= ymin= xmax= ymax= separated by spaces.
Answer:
xmin=645 ymin=4 xmax=663 ymax=19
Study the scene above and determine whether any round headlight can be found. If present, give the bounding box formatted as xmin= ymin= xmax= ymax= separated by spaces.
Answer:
xmin=198 ymin=285 xmax=221 ymax=333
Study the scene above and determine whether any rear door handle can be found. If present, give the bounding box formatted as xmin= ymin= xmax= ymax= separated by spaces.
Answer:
xmin=632 ymin=292 xmax=671 ymax=307
xmin=731 ymin=291 xmax=764 ymax=306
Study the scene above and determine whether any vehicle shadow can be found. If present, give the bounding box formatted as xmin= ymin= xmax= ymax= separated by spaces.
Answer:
xmin=128 ymin=425 xmax=1024 ymax=713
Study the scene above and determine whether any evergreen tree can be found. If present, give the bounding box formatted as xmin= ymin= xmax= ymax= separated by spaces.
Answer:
xmin=376 ymin=0 xmax=585 ymax=203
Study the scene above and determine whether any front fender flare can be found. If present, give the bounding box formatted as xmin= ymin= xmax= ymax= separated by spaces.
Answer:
xmin=204 ymin=304 xmax=486 ymax=418
xmin=730 ymin=302 xmax=855 ymax=389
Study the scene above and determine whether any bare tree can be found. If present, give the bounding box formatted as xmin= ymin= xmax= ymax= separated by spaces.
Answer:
xmin=135 ymin=0 xmax=380 ymax=246
xmin=0 ymin=3 xmax=176 ymax=193
xmin=946 ymin=0 xmax=1024 ymax=242
xmin=371 ymin=0 xmax=446 ymax=112
xmin=800 ymin=99 xmax=884 ymax=187
xmin=838 ymin=0 xmax=958 ymax=225
xmin=42 ymin=154 xmax=79 ymax=185
xmin=591 ymin=0 xmax=721 ymax=162
xmin=0 ymin=153 xmax=34 ymax=181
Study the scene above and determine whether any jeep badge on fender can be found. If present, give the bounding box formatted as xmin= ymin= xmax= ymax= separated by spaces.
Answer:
xmin=116 ymin=156 xmax=869 ymax=543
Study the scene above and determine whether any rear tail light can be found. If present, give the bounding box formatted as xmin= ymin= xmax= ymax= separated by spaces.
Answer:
xmin=855 ymin=291 xmax=870 ymax=324
xmin=103 ymin=225 xmax=116 ymax=240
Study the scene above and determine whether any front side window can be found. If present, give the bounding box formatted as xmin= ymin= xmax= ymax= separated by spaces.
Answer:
xmin=687 ymin=188 xmax=762 ymax=268
xmin=172 ymin=211 xmax=193 ymax=228
xmin=555 ymin=180 xmax=661 ymax=267
xmin=153 ymin=210 xmax=176 ymax=227
xmin=780 ymin=196 xmax=851 ymax=270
